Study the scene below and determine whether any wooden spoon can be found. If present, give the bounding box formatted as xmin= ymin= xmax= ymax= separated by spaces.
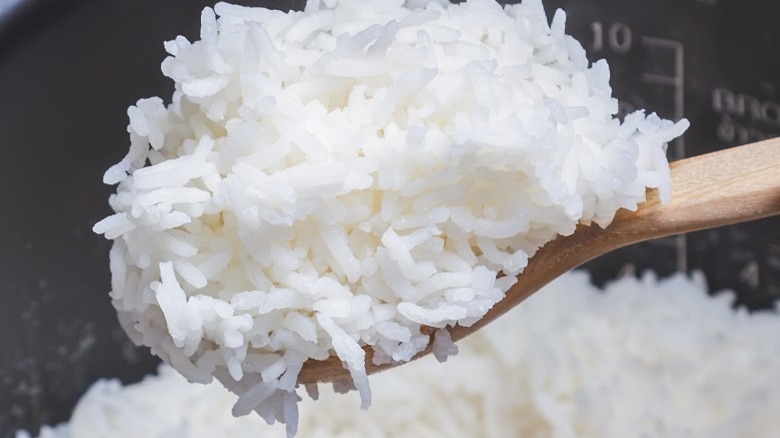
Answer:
xmin=298 ymin=137 xmax=780 ymax=385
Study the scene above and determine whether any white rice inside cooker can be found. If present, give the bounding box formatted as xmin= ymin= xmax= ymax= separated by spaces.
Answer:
xmin=22 ymin=272 xmax=780 ymax=437
xmin=93 ymin=0 xmax=688 ymax=433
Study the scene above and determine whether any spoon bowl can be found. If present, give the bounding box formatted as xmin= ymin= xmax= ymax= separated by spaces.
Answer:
xmin=298 ymin=137 xmax=780 ymax=385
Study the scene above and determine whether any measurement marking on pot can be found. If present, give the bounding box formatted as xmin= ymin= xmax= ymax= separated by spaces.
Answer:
xmin=640 ymin=36 xmax=687 ymax=272
xmin=640 ymin=36 xmax=685 ymax=158
xmin=589 ymin=21 xmax=632 ymax=53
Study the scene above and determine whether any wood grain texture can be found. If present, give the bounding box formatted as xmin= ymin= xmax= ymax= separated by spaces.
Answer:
xmin=298 ymin=137 xmax=780 ymax=385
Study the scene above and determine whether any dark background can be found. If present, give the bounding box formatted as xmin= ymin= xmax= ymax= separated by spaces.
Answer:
xmin=0 ymin=0 xmax=778 ymax=435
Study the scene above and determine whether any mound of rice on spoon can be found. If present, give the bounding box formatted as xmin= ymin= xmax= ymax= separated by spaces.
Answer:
xmin=93 ymin=0 xmax=687 ymax=434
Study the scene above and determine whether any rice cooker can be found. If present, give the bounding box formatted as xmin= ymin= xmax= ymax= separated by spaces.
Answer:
xmin=0 ymin=0 xmax=777 ymax=434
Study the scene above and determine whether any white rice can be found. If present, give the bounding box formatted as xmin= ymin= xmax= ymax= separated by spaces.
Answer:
xmin=22 ymin=272 xmax=780 ymax=437
xmin=93 ymin=0 xmax=688 ymax=433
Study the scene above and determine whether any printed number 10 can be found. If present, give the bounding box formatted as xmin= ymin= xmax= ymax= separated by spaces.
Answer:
xmin=590 ymin=21 xmax=632 ymax=54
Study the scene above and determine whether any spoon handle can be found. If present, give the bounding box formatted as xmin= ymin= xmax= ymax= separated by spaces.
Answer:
xmin=622 ymin=136 xmax=780 ymax=238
